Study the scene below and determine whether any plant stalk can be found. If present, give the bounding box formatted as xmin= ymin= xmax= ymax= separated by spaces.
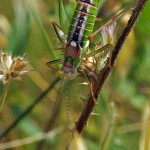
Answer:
xmin=75 ymin=0 xmax=148 ymax=134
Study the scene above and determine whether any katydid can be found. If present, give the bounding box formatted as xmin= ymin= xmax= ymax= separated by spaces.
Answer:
xmin=47 ymin=0 xmax=137 ymax=133
xmin=48 ymin=0 xmax=136 ymax=79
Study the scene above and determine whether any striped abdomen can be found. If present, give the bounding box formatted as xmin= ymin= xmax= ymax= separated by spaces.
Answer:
xmin=62 ymin=0 xmax=99 ymax=77
xmin=67 ymin=0 xmax=98 ymax=47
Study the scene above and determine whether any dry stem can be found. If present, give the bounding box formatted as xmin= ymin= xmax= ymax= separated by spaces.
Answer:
xmin=75 ymin=0 xmax=148 ymax=134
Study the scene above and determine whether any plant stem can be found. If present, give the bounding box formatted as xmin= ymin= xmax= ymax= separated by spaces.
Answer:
xmin=0 ymin=83 xmax=9 ymax=111
xmin=75 ymin=0 xmax=148 ymax=134
xmin=0 ymin=77 xmax=60 ymax=139
xmin=0 ymin=126 xmax=64 ymax=150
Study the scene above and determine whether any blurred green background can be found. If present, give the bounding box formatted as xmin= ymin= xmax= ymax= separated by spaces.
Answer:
xmin=0 ymin=0 xmax=150 ymax=149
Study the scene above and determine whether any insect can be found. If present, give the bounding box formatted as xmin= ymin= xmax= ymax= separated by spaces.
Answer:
xmin=48 ymin=0 xmax=133 ymax=78
xmin=61 ymin=0 xmax=100 ymax=77
xmin=47 ymin=0 xmax=135 ymax=131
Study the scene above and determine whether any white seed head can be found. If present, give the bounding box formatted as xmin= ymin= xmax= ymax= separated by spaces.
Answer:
xmin=101 ymin=22 xmax=116 ymax=46
xmin=0 ymin=50 xmax=30 ymax=84
xmin=82 ymin=56 xmax=96 ymax=72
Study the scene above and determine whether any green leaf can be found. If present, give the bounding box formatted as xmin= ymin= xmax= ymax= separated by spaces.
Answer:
xmin=136 ymin=0 xmax=150 ymax=37
xmin=59 ymin=0 xmax=69 ymax=33
xmin=6 ymin=0 xmax=30 ymax=56
xmin=12 ymin=105 xmax=40 ymax=135
xmin=29 ymin=1 xmax=57 ymax=59
xmin=65 ymin=0 xmax=76 ymax=22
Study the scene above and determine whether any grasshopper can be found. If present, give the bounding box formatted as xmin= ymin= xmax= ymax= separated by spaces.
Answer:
xmin=47 ymin=0 xmax=136 ymax=131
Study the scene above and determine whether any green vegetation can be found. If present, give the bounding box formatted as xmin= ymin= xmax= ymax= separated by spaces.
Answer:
xmin=0 ymin=0 xmax=149 ymax=149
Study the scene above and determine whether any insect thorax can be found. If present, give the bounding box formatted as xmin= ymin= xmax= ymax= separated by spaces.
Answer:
xmin=62 ymin=41 xmax=80 ymax=77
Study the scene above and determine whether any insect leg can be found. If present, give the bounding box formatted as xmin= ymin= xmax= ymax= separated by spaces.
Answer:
xmin=47 ymin=59 xmax=62 ymax=71
xmin=95 ymin=18 xmax=102 ymax=22
xmin=52 ymin=21 xmax=67 ymax=44
xmin=47 ymin=59 xmax=62 ymax=66
xmin=84 ymin=44 xmax=113 ymax=68
xmin=88 ymin=0 xmax=138 ymax=41
xmin=83 ymin=44 xmax=112 ymax=58
xmin=83 ymin=69 xmax=97 ymax=105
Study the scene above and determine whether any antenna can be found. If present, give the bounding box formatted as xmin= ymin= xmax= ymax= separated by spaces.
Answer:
xmin=49 ymin=76 xmax=64 ymax=130
xmin=65 ymin=79 xmax=71 ymax=138
xmin=47 ymin=76 xmax=64 ymax=150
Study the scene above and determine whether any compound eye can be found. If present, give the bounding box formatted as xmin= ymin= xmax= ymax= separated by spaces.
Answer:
xmin=10 ymin=72 xmax=19 ymax=78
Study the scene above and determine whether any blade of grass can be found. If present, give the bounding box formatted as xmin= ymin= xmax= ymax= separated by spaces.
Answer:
xmin=140 ymin=102 xmax=150 ymax=150
xmin=0 ymin=83 xmax=9 ymax=111
xmin=65 ymin=0 xmax=76 ymax=22
xmin=0 ymin=77 xmax=60 ymax=139
xmin=59 ymin=0 xmax=69 ymax=32
xmin=6 ymin=0 xmax=30 ymax=56
xmin=0 ymin=126 xmax=64 ymax=150
xmin=28 ymin=1 xmax=57 ymax=59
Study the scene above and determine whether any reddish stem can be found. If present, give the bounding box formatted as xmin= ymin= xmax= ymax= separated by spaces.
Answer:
xmin=75 ymin=0 xmax=148 ymax=134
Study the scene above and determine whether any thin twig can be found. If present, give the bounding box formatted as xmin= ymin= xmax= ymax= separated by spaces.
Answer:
xmin=75 ymin=0 xmax=148 ymax=134
xmin=0 ymin=83 xmax=9 ymax=111
xmin=36 ymin=77 xmax=64 ymax=150
xmin=36 ymin=101 xmax=61 ymax=150
xmin=0 ymin=126 xmax=64 ymax=150
xmin=0 ymin=77 xmax=60 ymax=139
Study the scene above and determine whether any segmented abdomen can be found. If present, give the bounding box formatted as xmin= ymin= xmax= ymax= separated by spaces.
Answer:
xmin=67 ymin=0 xmax=98 ymax=48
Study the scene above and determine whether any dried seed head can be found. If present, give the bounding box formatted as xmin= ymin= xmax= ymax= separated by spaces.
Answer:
xmin=82 ymin=56 xmax=96 ymax=72
xmin=95 ymin=22 xmax=117 ymax=71
xmin=0 ymin=50 xmax=30 ymax=84
xmin=101 ymin=22 xmax=116 ymax=46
